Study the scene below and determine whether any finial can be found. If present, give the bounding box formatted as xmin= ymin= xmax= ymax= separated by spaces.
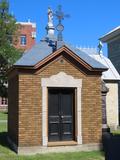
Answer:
xmin=54 ymin=5 xmax=70 ymax=41
xmin=46 ymin=7 xmax=55 ymax=37
xmin=98 ymin=41 xmax=103 ymax=54
xmin=48 ymin=7 xmax=53 ymax=26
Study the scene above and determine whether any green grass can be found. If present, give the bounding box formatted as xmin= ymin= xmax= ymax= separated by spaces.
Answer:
xmin=0 ymin=111 xmax=7 ymax=120
xmin=111 ymin=129 xmax=120 ymax=135
xmin=0 ymin=122 xmax=7 ymax=132
xmin=0 ymin=150 xmax=104 ymax=160
xmin=0 ymin=118 xmax=104 ymax=160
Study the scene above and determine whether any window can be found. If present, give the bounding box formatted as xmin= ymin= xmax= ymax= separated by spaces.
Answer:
xmin=20 ymin=35 xmax=27 ymax=45
xmin=31 ymin=32 xmax=36 ymax=38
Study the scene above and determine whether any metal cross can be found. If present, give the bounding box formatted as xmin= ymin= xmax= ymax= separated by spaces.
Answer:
xmin=54 ymin=5 xmax=69 ymax=24
xmin=54 ymin=5 xmax=70 ymax=41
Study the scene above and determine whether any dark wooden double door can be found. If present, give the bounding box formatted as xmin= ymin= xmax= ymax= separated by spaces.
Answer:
xmin=48 ymin=88 xmax=75 ymax=142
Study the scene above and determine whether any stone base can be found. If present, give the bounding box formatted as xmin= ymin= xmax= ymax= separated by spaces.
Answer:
xmin=7 ymin=136 xmax=102 ymax=155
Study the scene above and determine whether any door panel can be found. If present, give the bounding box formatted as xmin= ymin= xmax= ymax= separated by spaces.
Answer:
xmin=60 ymin=90 xmax=73 ymax=140
xmin=48 ymin=88 xmax=75 ymax=142
xmin=48 ymin=90 xmax=60 ymax=141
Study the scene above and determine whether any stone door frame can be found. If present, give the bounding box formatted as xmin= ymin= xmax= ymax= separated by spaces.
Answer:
xmin=41 ymin=72 xmax=82 ymax=146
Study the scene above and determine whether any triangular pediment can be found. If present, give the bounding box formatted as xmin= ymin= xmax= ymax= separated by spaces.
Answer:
xmin=34 ymin=45 xmax=107 ymax=73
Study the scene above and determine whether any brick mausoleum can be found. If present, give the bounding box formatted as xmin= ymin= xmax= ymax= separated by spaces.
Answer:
xmin=8 ymin=7 xmax=108 ymax=154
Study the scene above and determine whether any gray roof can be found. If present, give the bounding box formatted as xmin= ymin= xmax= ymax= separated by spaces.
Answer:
xmin=15 ymin=40 xmax=53 ymax=66
xmin=65 ymin=44 xmax=107 ymax=69
xmin=15 ymin=39 xmax=107 ymax=70
xmin=78 ymin=48 xmax=120 ymax=81
xmin=100 ymin=26 xmax=120 ymax=42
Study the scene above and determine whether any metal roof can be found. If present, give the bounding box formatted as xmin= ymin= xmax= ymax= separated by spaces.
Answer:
xmin=15 ymin=40 xmax=107 ymax=70
xmin=100 ymin=26 xmax=120 ymax=42
xmin=65 ymin=44 xmax=107 ymax=69
xmin=16 ymin=21 xmax=36 ymax=28
xmin=15 ymin=40 xmax=53 ymax=66
xmin=78 ymin=48 xmax=120 ymax=81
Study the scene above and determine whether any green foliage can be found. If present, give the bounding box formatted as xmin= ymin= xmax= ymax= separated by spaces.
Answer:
xmin=0 ymin=0 xmax=22 ymax=97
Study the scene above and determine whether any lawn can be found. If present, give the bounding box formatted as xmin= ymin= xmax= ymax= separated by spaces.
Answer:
xmin=0 ymin=122 xmax=7 ymax=132
xmin=0 ymin=111 xmax=7 ymax=120
xmin=0 ymin=112 xmax=104 ymax=160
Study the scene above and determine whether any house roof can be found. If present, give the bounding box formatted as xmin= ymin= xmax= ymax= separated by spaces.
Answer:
xmin=78 ymin=48 xmax=120 ymax=81
xmin=99 ymin=26 xmax=120 ymax=42
xmin=15 ymin=40 xmax=53 ymax=66
xmin=15 ymin=39 xmax=107 ymax=71
xmin=16 ymin=21 xmax=36 ymax=28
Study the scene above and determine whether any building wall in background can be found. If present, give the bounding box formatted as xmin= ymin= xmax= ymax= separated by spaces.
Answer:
xmin=108 ymin=37 xmax=120 ymax=72
xmin=15 ymin=21 xmax=36 ymax=51
xmin=0 ymin=21 xmax=36 ymax=109
xmin=106 ymin=82 xmax=119 ymax=129
xmin=108 ymin=37 xmax=120 ymax=124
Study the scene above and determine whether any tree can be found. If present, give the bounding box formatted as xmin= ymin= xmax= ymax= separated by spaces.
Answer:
xmin=0 ymin=0 xmax=22 ymax=97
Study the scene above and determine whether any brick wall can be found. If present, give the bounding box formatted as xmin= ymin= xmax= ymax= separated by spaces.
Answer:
xmin=12 ymin=56 xmax=102 ymax=147
xmin=14 ymin=23 xmax=36 ymax=51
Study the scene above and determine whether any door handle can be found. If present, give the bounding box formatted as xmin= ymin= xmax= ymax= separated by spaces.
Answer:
xmin=61 ymin=115 xmax=64 ymax=119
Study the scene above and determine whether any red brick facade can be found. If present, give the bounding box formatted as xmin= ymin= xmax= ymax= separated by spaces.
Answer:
xmin=14 ymin=22 xmax=36 ymax=51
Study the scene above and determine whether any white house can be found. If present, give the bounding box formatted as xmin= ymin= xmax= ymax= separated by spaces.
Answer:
xmin=78 ymin=47 xmax=120 ymax=129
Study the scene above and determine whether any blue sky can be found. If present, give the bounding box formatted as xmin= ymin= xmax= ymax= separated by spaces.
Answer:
xmin=9 ymin=0 xmax=120 ymax=55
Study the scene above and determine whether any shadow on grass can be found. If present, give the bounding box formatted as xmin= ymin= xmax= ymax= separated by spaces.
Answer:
xmin=3 ymin=112 xmax=8 ymax=115
xmin=0 ymin=131 xmax=16 ymax=154
xmin=102 ymin=132 xmax=120 ymax=160
xmin=0 ymin=132 xmax=9 ymax=149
